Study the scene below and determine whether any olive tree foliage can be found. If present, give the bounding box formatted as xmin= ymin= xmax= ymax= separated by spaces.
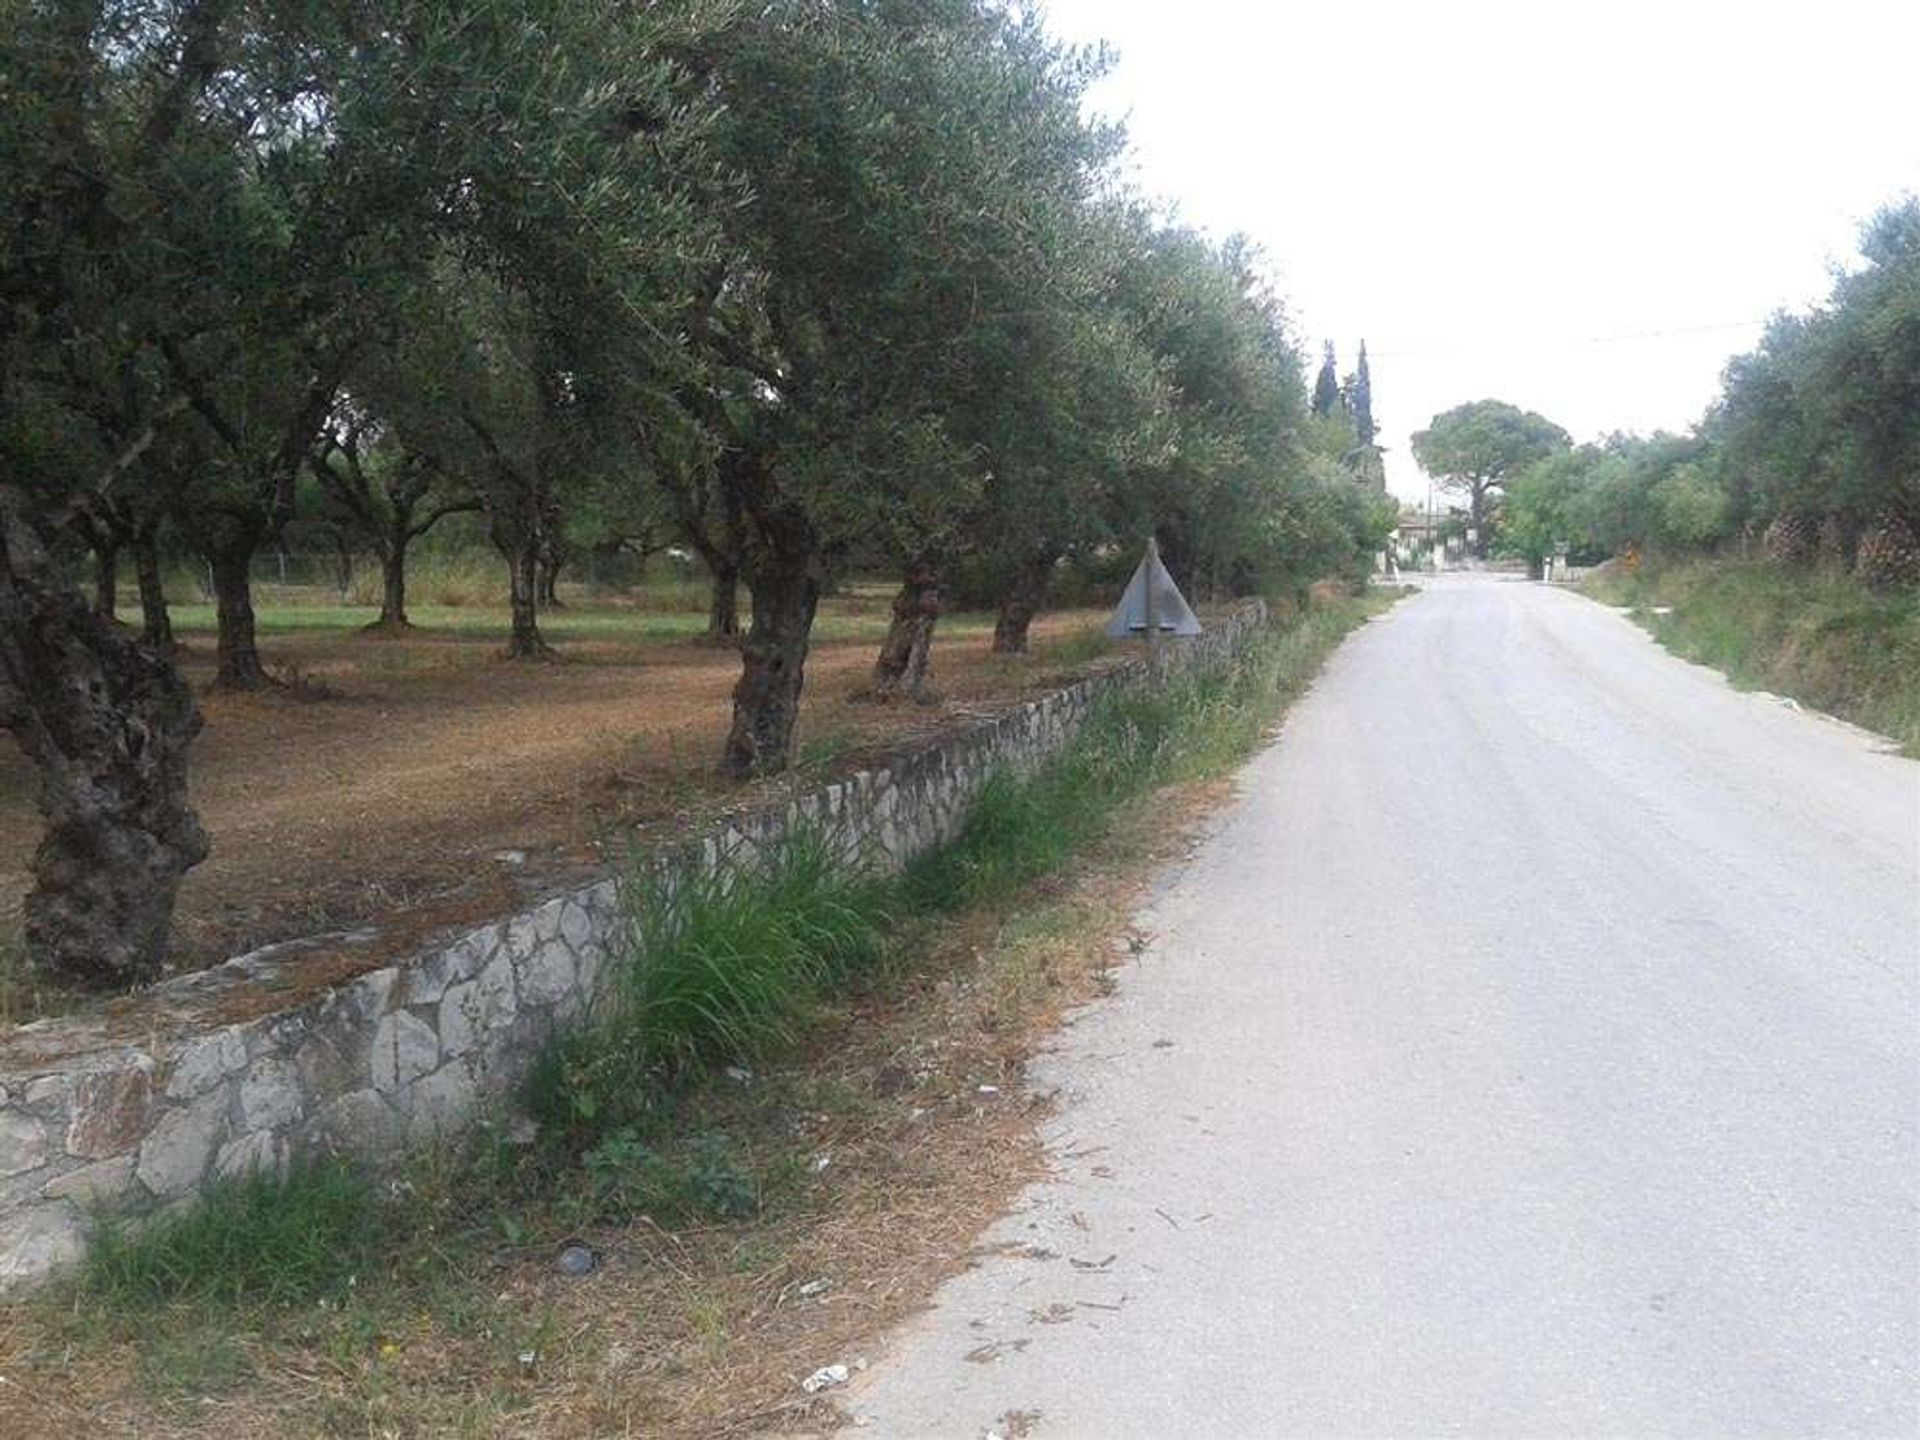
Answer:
xmin=1500 ymin=198 xmax=1919 ymax=575
xmin=339 ymin=4 xmax=725 ymax=660
xmin=974 ymin=275 xmax=1172 ymax=657
xmin=862 ymin=60 xmax=1148 ymax=693
xmin=1410 ymin=399 xmax=1571 ymax=557
xmin=0 ymin=0 xmax=727 ymax=986
xmin=1502 ymin=432 xmax=1726 ymax=569
xmin=1710 ymin=198 xmax=1920 ymax=536
xmin=1109 ymin=227 xmax=1340 ymax=598
xmin=3 ymin=0 xmax=1398 ymax=988
xmin=640 ymin=0 xmax=1124 ymax=771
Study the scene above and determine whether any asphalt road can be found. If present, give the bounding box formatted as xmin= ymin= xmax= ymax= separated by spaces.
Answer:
xmin=848 ymin=575 xmax=1920 ymax=1439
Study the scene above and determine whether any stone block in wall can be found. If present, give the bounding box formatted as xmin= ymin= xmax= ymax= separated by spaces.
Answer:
xmin=401 ymin=929 xmax=489 ymax=1007
xmin=65 ymin=1061 xmax=155 ymax=1160
xmin=167 ymin=1029 xmax=247 ymax=1101
xmin=370 ymin=1010 xmax=439 ymax=1094
xmin=305 ymin=1089 xmax=405 ymax=1159
xmin=134 ymin=1085 xmax=231 ymax=1198
xmin=439 ymin=948 xmax=517 ymax=1058
xmin=238 ymin=1059 xmax=305 ymax=1132
xmin=0 ymin=1203 xmax=83 ymax=1289
xmin=557 ymin=899 xmax=596 ymax=956
xmin=22 ymin=1074 xmax=71 ymax=1116
xmin=503 ymin=899 xmax=566 ymax=967
xmin=406 ymin=1055 xmax=481 ymax=1142
xmin=214 ymin=1128 xmax=283 ymax=1182
xmin=516 ymin=937 xmax=577 ymax=1009
xmin=0 ymin=1109 xmax=48 ymax=1178
xmin=41 ymin=1154 xmax=135 ymax=1206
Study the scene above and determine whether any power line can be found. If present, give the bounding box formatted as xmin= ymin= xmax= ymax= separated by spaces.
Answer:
xmin=1365 ymin=318 xmax=1770 ymax=361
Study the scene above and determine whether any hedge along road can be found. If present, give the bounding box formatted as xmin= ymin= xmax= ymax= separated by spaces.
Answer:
xmin=845 ymin=574 xmax=1919 ymax=1438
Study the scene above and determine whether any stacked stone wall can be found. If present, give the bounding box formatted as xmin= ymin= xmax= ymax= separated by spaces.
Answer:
xmin=0 ymin=602 xmax=1265 ymax=1289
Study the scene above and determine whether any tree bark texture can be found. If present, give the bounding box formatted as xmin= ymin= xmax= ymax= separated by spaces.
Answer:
xmin=1 ymin=490 xmax=208 ymax=987
xmin=991 ymin=547 xmax=1058 ymax=655
xmin=204 ymin=521 xmax=272 ymax=689
xmin=1155 ymin=523 xmax=1197 ymax=599
xmin=501 ymin=533 xmax=552 ymax=659
xmin=133 ymin=531 xmax=174 ymax=650
xmin=724 ymin=547 xmax=820 ymax=777
xmin=537 ymin=537 xmax=568 ymax=610
xmin=377 ymin=528 xmax=411 ymax=629
xmin=706 ymin=560 xmax=740 ymax=642
xmin=366 ymin=503 xmax=418 ymax=633
xmin=871 ymin=557 xmax=942 ymax=700
xmin=1468 ymin=483 xmax=1494 ymax=559
xmin=92 ymin=540 xmax=120 ymax=621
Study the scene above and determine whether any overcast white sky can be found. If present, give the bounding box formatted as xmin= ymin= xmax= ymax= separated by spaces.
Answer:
xmin=1039 ymin=0 xmax=1920 ymax=501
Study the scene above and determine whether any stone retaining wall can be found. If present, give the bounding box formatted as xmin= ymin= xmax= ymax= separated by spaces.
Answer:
xmin=0 ymin=603 xmax=1266 ymax=1290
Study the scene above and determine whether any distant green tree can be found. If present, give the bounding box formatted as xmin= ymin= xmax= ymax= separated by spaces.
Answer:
xmin=1411 ymin=400 xmax=1571 ymax=556
xmin=1502 ymin=448 xmax=1598 ymax=570
xmin=1348 ymin=341 xmax=1377 ymax=446
xmin=1311 ymin=340 xmax=1341 ymax=418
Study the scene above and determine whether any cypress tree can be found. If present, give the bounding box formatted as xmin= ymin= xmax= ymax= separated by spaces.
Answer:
xmin=1311 ymin=340 xmax=1340 ymax=417
xmin=1350 ymin=340 xmax=1376 ymax=445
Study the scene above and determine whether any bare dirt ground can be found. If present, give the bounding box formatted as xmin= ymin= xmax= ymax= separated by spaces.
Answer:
xmin=0 ymin=589 xmax=1115 ymax=984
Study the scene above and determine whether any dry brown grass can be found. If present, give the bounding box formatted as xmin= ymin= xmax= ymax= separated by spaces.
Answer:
xmin=0 ymin=779 xmax=1222 ymax=1439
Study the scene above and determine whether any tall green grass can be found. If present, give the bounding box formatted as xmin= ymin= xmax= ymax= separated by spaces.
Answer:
xmin=1587 ymin=559 xmax=1920 ymax=751
xmin=527 ymin=834 xmax=890 ymax=1151
xmin=81 ymin=1158 xmax=377 ymax=1308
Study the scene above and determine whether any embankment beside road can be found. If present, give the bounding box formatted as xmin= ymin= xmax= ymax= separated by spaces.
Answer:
xmin=0 ymin=603 xmax=1279 ymax=1293
xmin=1585 ymin=558 xmax=1920 ymax=752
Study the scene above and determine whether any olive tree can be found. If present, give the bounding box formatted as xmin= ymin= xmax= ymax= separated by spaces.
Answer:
xmin=0 ymin=0 xmax=722 ymax=984
xmin=653 ymin=1 xmax=1114 ymax=769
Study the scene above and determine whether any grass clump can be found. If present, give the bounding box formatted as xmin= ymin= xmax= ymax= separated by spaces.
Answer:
xmin=81 ymin=1158 xmax=378 ymax=1309
xmin=1587 ymin=558 xmax=1920 ymax=750
xmin=529 ymin=834 xmax=889 ymax=1151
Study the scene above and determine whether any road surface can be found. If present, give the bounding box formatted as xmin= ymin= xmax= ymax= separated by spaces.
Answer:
xmin=848 ymin=575 xmax=1920 ymax=1438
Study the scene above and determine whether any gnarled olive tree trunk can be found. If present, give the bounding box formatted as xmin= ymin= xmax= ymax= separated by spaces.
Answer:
xmin=706 ymin=558 xmax=740 ymax=642
xmin=500 ymin=531 xmax=552 ymax=659
xmin=991 ymin=546 xmax=1058 ymax=655
xmin=132 ymin=529 xmax=174 ymax=650
xmin=537 ymin=532 xmax=569 ymax=610
xmin=1 ymin=490 xmax=207 ymax=987
xmin=724 ymin=515 xmax=821 ymax=778
xmin=488 ymin=488 xmax=554 ymax=660
xmin=871 ymin=555 xmax=941 ymax=700
xmin=375 ymin=506 xmax=414 ymax=630
xmin=202 ymin=517 xmax=273 ymax=689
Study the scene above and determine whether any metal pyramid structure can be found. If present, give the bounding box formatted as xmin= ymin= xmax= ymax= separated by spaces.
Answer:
xmin=1105 ymin=540 xmax=1203 ymax=639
